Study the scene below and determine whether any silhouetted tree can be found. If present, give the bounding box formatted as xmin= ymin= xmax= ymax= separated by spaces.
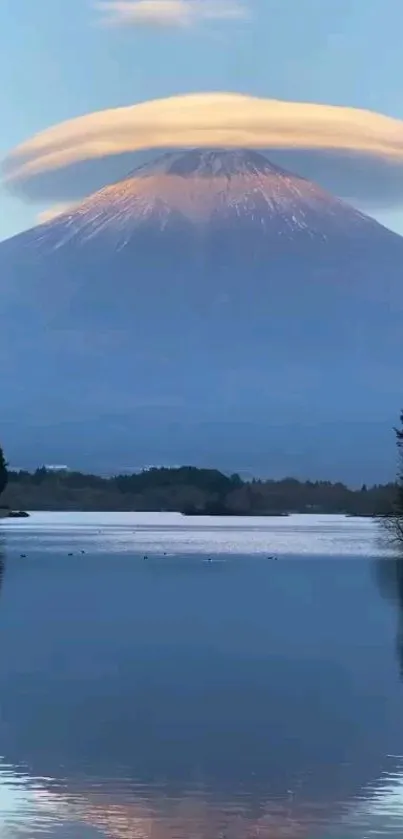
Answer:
xmin=0 ymin=446 xmax=8 ymax=497
xmin=381 ymin=411 xmax=403 ymax=544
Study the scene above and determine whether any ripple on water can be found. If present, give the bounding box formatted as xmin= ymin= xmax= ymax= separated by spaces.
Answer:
xmin=3 ymin=760 xmax=403 ymax=837
xmin=0 ymin=511 xmax=392 ymax=557
xmin=0 ymin=513 xmax=400 ymax=838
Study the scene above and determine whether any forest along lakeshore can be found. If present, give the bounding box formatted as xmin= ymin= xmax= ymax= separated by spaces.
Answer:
xmin=0 ymin=462 xmax=399 ymax=515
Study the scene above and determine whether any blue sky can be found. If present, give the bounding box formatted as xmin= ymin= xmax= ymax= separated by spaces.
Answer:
xmin=2 ymin=0 xmax=403 ymax=240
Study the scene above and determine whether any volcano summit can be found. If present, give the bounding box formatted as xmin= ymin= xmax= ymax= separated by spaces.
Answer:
xmin=21 ymin=147 xmax=393 ymax=243
xmin=1 ymin=148 xmax=403 ymax=480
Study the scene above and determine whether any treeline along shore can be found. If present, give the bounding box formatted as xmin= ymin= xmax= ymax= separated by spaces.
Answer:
xmin=0 ymin=466 xmax=398 ymax=516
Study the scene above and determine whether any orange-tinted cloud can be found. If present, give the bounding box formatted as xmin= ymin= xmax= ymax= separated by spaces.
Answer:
xmin=4 ymin=92 xmax=403 ymax=209
xmin=96 ymin=0 xmax=248 ymax=28
xmin=5 ymin=92 xmax=403 ymax=182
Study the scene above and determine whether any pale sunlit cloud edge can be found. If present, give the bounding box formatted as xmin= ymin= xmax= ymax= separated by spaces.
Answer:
xmin=5 ymin=92 xmax=403 ymax=187
xmin=95 ymin=0 xmax=249 ymax=28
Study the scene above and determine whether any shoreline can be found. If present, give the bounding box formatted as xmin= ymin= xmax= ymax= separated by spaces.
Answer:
xmin=0 ymin=508 xmax=30 ymax=519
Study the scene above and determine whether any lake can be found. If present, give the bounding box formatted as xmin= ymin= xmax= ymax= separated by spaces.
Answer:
xmin=0 ymin=512 xmax=403 ymax=838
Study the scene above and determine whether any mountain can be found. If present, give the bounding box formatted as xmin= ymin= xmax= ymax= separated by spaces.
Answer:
xmin=1 ymin=147 xmax=403 ymax=481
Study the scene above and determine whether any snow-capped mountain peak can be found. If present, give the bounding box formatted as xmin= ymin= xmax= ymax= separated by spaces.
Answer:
xmin=32 ymin=147 xmax=376 ymax=250
xmin=132 ymin=148 xmax=289 ymax=179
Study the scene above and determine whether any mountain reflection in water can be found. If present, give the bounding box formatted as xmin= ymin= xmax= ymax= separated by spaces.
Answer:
xmin=3 ymin=759 xmax=403 ymax=838
xmin=0 ymin=517 xmax=403 ymax=837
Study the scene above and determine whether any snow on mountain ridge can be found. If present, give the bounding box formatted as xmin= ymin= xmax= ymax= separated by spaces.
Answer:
xmin=30 ymin=147 xmax=385 ymax=254
xmin=125 ymin=148 xmax=293 ymax=179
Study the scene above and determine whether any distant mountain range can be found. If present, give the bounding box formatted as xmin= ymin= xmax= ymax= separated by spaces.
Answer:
xmin=1 ymin=148 xmax=403 ymax=481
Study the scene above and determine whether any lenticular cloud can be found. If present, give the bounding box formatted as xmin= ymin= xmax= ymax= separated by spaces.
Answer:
xmin=4 ymin=92 xmax=403 ymax=208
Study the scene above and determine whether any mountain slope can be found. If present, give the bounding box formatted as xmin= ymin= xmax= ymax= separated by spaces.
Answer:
xmin=31 ymin=148 xmax=378 ymax=242
xmin=1 ymin=148 xmax=403 ymax=480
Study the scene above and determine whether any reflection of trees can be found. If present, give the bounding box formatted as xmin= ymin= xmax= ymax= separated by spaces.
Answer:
xmin=375 ymin=558 xmax=403 ymax=677
xmin=0 ymin=541 xmax=5 ymax=597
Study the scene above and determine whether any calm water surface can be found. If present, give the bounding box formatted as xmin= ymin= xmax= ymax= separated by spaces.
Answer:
xmin=0 ymin=512 xmax=402 ymax=838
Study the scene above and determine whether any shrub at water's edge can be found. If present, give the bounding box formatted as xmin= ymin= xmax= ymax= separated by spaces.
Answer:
xmin=0 ymin=447 xmax=8 ymax=498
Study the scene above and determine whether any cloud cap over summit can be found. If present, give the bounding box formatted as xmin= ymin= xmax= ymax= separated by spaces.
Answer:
xmin=4 ymin=92 xmax=403 ymax=210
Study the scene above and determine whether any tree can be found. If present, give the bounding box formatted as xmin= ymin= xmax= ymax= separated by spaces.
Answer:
xmin=380 ymin=411 xmax=403 ymax=544
xmin=0 ymin=446 xmax=8 ymax=498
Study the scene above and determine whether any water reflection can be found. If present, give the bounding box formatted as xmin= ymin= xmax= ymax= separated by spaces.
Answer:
xmin=3 ymin=759 xmax=403 ymax=838
xmin=64 ymin=785 xmax=329 ymax=839
xmin=1 ymin=523 xmax=403 ymax=837
xmin=0 ymin=760 xmax=330 ymax=838
xmin=0 ymin=761 xmax=74 ymax=837
xmin=336 ymin=759 xmax=403 ymax=837
xmin=375 ymin=557 xmax=403 ymax=677
xmin=62 ymin=774 xmax=403 ymax=839
xmin=0 ymin=762 xmax=361 ymax=838
xmin=0 ymin=542 xmax=6 ymax=596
